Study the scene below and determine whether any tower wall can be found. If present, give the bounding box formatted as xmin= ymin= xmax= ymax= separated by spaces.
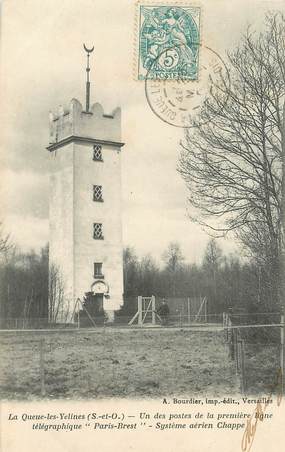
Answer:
xmin=49 ymin=143 xmax=74 ymax=322
xmin=48 ymin=99 xmax=124 ymax=322
xmin=73 ymin=141 xmax=123 ymax=312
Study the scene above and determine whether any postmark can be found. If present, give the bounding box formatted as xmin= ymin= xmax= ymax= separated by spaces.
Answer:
xmin=137 ymin=4 xmax=201 ymax=80
xmin=145 ymin=44 xmax=230 ymax=128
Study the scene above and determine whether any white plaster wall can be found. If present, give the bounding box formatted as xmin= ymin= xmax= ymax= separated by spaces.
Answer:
xmin=49 ymin=143 xmax=74 ymax=322
xmin=49 ymin=100 xmax=124 ymax=321
xmin=73 ymin=141 xmax=124 ymax=312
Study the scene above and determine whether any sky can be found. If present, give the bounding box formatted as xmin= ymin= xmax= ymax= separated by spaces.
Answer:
xmin=0 ymin=0 xmax=284 ymax=264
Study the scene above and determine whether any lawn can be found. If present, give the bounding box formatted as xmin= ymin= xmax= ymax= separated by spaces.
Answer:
xmin=243 ymin=342 xmax=281 ymax=395
xmin=0 ymin=328 xmax=247 ymax=400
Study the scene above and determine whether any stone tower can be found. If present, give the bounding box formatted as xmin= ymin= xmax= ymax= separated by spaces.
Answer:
xmin=47 ymin=94 xmax=124 ymax=322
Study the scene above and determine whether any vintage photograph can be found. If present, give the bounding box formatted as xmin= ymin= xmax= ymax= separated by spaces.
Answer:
xmin=0 ymin=0 xmax=284 ymax=404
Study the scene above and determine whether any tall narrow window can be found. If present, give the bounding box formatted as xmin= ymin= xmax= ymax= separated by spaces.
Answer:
xmin=93 ymin=185 xmax=103 ymax=202
xmin=93 ymin=144 xmax=103 ymax=161
xmin=94 ymin=262 xmax=103 ymax=278
xmin=93 ymin=223 xmax=104 ymax=240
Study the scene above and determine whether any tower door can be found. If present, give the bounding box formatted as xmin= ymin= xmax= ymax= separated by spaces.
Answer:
xmin=95 ymin=294 xmax=104 ymax=312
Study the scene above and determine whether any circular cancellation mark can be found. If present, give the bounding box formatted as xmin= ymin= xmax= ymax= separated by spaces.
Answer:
xmin=145 ymin=44 xmax=230 ymax=128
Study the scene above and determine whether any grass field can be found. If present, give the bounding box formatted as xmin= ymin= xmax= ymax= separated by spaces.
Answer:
xmin=0 ymin=328 xmax=243 ymax=400
xmin=243 ymin=342 xmax=281 ymax=395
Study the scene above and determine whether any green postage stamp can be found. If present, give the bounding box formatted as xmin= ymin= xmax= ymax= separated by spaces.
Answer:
xmin=137 ymin=4 xmax=201 ymax=80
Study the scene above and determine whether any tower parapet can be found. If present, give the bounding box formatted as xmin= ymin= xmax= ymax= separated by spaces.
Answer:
xmin=48 ymin=99 xmax=122 ymax=149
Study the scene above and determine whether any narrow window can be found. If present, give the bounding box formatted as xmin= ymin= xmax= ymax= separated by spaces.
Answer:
xmin=93 ymin=185 xmax=103 ymax=202
xmin=94 ymin=262 xmax=103 ymax=278
xmin=93 ymin=223 xmax=104 ymax=240
xmin=93 ymin=144 xmax=103 ymax=161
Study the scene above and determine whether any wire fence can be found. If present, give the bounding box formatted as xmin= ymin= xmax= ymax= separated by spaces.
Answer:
xmin=0 ymin=314 xmax=223 ymax=330
xmin=223 ymin=312 xmax=284 ymax=395
xmin=0 ymin=296 xmax=213 ymax=330
xmin=0 ymin=317 xmax=50 ymax=330
xmin=0 ymin=310 xmax=284 ymax=399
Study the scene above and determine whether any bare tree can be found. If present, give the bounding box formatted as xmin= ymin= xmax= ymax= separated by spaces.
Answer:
xmin=178 ymin=13 xmax=285 ymax=307
xmin=162 ymin=242 xmax=185 ymax=296
xmin=123 ymin=247 xmax=139 ymax=296
xmin=162 ymin=242 xmax=185 ymax=272
xmin=203 ymin=239 xmax=223 ymax=303
xmin=203 ymin=239 xmax=223 ymax=270
xmin=0 ymin=223 xmax=13 ymax=256
xmin=48 ymin=264 xmax=66 ymax=323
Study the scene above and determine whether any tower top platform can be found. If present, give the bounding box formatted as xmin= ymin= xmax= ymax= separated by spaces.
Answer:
xmin=47 ymin=98 xmax=123 ymax=151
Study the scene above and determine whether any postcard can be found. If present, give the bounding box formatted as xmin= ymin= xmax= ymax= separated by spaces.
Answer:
xmin=0 ymin=0 xmax=285 ymax=451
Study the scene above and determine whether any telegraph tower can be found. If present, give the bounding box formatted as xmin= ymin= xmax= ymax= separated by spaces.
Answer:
xmin=47 ymin=45 xmax=124 ymax=322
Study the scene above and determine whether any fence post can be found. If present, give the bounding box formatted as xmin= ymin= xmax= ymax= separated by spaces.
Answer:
xmin=138 ymin=296 xmax=142 ymax=327
xmin=240 ymin=339 xmax=246 ymax=395
xmin=151 ymin=295 xmax=156 ymax=325
xmin=227 ymin=314 xmax=231 ymax=344
xmin=76 ymin=299 xmax=80 ymax=329
xmin=233 ymin=332 xmax=237 ymax=368
xmin=40 ymin=339 xmax=46 ymax=397
xmin=188 ymin=298 xmax=191 ymax=325
xmin=225 ymin=314 xmax=229 ymax=342
xmin=223 ymin=313 xmax=226 ymax=341
xmin=229 ymin=324 xmax=235 ymax=360
xmin=281 ymin=314 xmax=284 ymax=394
xmin=236 ymin=335 xmax=240 ymax=373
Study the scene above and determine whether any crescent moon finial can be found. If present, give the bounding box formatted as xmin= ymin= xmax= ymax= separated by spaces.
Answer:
xmin=83 ymin=43 xmax=94 ymax=53
xmin=83 ymin=44 xmax=94 ymax=112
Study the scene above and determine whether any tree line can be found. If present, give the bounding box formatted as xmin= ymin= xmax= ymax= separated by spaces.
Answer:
xmin=0 ymin=243 xmax=48 ymax=324
xmin=122 ymin=240 xmax=277 ymax=316
xmin=0 ymin=234 xmax=277 ymax=325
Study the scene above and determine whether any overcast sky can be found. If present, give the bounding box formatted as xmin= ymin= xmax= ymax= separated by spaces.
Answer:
xmin=0 ymin=0 xmax=283 ymax=264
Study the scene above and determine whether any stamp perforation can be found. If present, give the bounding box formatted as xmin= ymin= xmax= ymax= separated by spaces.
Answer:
xmin=133 ymin=1 xmax=204 ymax=81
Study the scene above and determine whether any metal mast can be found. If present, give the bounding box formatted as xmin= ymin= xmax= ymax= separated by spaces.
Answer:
xmin=83 ymin=43 xmax=94 ymax=112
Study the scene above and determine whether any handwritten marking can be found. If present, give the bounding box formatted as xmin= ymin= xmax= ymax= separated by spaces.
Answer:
xmin=241 ymin=368 xmax=283 ymax=452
